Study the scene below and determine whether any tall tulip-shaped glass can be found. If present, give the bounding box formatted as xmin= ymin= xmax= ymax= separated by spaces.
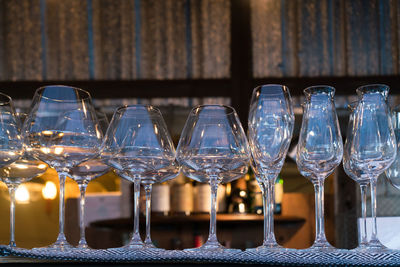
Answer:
xmin=142 ymin=161 xmax=180 ymax=249
xmin=101 ymin=105 xmax=176 ymax=250
xmin=22 ymin=86 xmax=102 ymax=250
xmin=296 ymin=86 xmax=343 ymax=251
xmin=69 ymin=112 xmax=110 ymax=249
xmin=386 ymin=105 xmax=400 ymax=189
xmin=343 ymin=101 xmax=370 ymax=250
xmin=247 ymin=85 xmax=294 ymax=250
xmin=348 ymin=84 xmax=396 ymax=251
xmin=0 ymin=95 xmax=28 ymax=247
xmin=176 ymin=105 xmax=250 ymax=251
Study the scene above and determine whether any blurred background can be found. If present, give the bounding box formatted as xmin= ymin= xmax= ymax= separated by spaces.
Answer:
xmin=0 ymin=0 xmax=399 ymax=250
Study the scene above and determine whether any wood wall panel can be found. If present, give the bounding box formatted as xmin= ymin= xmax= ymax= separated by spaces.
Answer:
xmin=45 ymin=0 xmax=89 ymax=80
xmin=2 ymin=0 xmax=42 ymax=81
xmin=252 ymin=0 xmax=400 ymax=78
xmin=251 ymin=0 xmax=283 ymax=77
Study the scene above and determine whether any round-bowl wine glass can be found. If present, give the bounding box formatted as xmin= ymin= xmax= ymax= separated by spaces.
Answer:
xmin=68 ymin=111 xmax=110 ymax=250
xmin=22 ymin=85 xmax=103 ymax=251
xmin=176 ymin=105 xmax=250 ymax=252
xmin=101 ymin=105 xmax=176 ymax=250
xmin=296 ymin=86 xmax=343 ymax=251
xmin=247 ymin=84 xmax=294 ymax=251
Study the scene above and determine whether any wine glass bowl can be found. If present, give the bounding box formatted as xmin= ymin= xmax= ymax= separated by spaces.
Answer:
xmin=385 ymin=105 xmax=400 ymax=189
xmin=176 ymin=105 xmax=250 ymax=251
xmin=247 ymin=84 xmax=294 ymax=250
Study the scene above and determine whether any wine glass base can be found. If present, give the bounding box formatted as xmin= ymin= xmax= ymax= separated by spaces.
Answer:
xmin=184 ymin=241 xmax=241 ymax=253
xmin=33 ymin=239 xmax=74 ymax=252
xmin=246 ymin=243 xmax=286 ymax=252
xmin=361 ymin=240 xmax=391 ymax=253
xmin=301 ymin=241 xmax=336 ymax=252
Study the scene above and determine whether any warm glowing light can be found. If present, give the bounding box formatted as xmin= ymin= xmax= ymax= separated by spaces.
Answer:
xmin=239 ymin=190 xmax=247 ymax=197
xmin=54 ymin=147 xmax=64 ymax=155
xmin=58 ymin=133 xmax=64 ymax=137
xmin=226 ymin=183 xmax=231 ymax=195
xmin=16 ymin=185 xmax=30 ymax=204
xmin=42 ymin=181 xmax=57 ymax=200
xmin=42 ymin=130 xmax=53 ymax=136
xmin=14 ymin=164 xmax=28 ymax=169
xmin=256 ymin=209 xmax=262 ymax=215
xmin=238 ymin=203 xmax=245 ymax=213
xmin=38 ymin=164 xmax=47 ymax=169
xmin=40 ymin=147 xmax=50 ymax=154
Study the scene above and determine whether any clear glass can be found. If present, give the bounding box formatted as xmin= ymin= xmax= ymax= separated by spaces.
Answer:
xmin=101 ymin=105 xmax=176 ymax=250
xmin=176 ymin=105 xmax=250 ymax=251
xmin=348 ymin=84 xmax=397 ymax=252
xmin=22 ymin=85 xmax=103 ymax=251
xmin=142 ymin=160 xmax=180 ymax=250
xmin=343 ymin=101 xmax=370 ymax=250
xmin=0 ymin=105 xmax=37 ymax=248
xmin=296 ymin=86 xmax=343 ymax=251
xmin=247 ymin=84 xmax=294 ymax=251
xmin=385 ymin=105 xmax=400 ymax=190
xmin=68 ymin=111 xmax=109 ymax=250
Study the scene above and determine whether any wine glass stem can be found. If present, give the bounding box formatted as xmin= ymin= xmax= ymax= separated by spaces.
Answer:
xmin=207 ymin=176 xmax=219 ymax=244
xmin=8 ymin=186 xmax=16 ymax=247
xmin=131 ymin=177 xmax=142 ymax=244
xmin=313 ymin=179 xmax=327 ymax=244
xmin=262 ymin=180 xmax=277 ymax=245
xmin=144 ymin=184 xmax=152 ymax=244
xmin=58 ymin=173 xmax=66 ymax=239
xmin=359 ymin=184 xmax=368 ymax=245
xmin=370 ymin=177 xmax=379 ymax=243
xmin=78 ymin=184 xmax=88 ymax=247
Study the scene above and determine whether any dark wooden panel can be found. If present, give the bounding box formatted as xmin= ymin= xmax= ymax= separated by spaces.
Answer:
xmin=191 ymin=0 xmax=231 ymax=78
xmin=297 ymin=0 xmax=341 ymax=76
xmin=92 ymin=0 xmax=136 ymax=80
xmin=140 ymin=0 xmax=187 ymax=79
xmin=3 ymin=0 xmax=42 ymax=81
xmin=0 ymin=0 xmax=4 ymax=80
xmin=45 ymin=0 xmax=89 ymax=80
xmin=332 ymin=0 xmax=346 ymax=76
xmin=345 ymin=0 xmax=380 ymax=76
xmin=251 ymin=0 xmax=283 ymax=78
xmin=281 ymin=0 xmax=299 ymax=77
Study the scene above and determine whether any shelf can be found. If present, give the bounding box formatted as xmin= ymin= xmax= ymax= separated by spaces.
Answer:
xmin=90 ymin=214 xmax=305 ymax=229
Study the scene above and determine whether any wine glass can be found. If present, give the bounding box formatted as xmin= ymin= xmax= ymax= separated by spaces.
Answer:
xmin=22 ymin=85 xmax=103 ymax=250
xmin=385 ymin=105 xmax=400 ymax=189
xmin=343 ymin=101 xmax=370 ymax=250
xmin=247 ymin=84 xmax=294 ymax=251
xmin=349 ymin=84 xmax=396 ymax=251
xmin=296 ymin=86 xmax=343 ymax=251
xmin=68 ymin=111 xmax=110 ymax=250
xmin=67 ymin=112 xmax=109 ymax=249
xmin=0 ymin=99 xmax=32 ymax=248
xmin=101 ymin=105 xmax=176 ymax=250
xmin=142 ymin=160 xmax=180 ymax=249
xmin=176 ymin=105 xmax=250 ymax=251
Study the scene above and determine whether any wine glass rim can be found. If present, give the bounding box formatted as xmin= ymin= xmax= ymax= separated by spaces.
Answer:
xmin=115 ymin=104 xmax=162 ymax=115
xmin=0 ymin=92 xmax=12 ymax=106
xmin=34 ymin=85 xmax=92 ymax=102
xmin=253 ymin=84 xmax=290 ymax=95
xmin=192 ymin=104 xmax=236 ymax=116
xmin=303 ymin=85 xmax=336 ymax=96
xmin=356 ymin=83 xmax=390 ymax=93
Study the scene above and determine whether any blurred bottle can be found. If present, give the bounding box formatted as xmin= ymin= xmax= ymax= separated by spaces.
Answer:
xmin=228 ymin=175 xmax=248 ymax=213
xmin=152 ymin=182 xmax=170 ymax=216
xmin=170 ymin=173 xmax=193 ymax=215
xmin=193 ymin=183 xmax=226 ymax=213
